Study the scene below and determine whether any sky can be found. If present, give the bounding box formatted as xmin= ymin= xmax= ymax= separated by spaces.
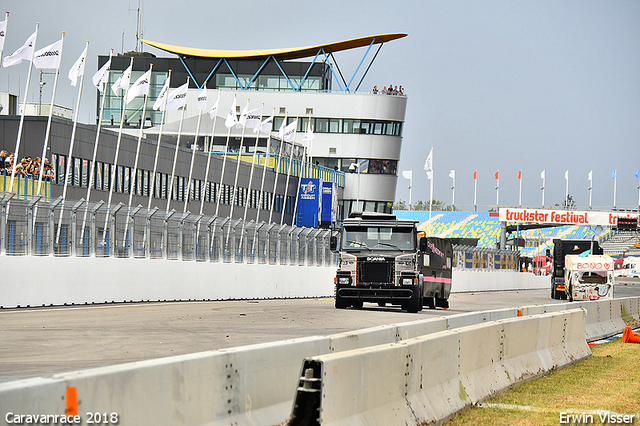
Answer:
xmin=1 ymin=0 xmax=639 ymax=211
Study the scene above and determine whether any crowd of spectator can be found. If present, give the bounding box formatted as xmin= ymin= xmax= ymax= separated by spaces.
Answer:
xmin=0 ymin=150 xmax=54 ymax=180
xmin=372 ymin=85 xmax=404 ymax=95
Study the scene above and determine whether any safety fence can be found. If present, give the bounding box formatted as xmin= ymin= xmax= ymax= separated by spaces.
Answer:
xmin=0 ymin=197 xmax=337 ymax=267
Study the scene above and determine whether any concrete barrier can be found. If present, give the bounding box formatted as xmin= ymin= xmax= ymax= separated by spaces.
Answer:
xmin=289 ymin=309 xmax=590 ymax=426
xmin=451 ymin=270 xmax=549 ymax=292
xmin=2 ymin=298 xmax=637 ymax=426
xmin=0 ymin=256 xmax=336 ymax=308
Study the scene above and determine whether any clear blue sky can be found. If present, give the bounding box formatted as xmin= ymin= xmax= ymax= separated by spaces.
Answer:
xmin=2 ymin=0 xmax=639 ymax=210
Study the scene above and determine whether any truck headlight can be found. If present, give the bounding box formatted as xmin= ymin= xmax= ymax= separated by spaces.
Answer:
xmin=402 ymin=278 xmax=414 ymax=286
xmin=339 ymin=277 xmax=350 ymax=285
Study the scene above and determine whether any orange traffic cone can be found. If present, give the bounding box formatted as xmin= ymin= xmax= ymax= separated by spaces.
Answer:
xmin=622 ymin=326 xmax=640 ymax=344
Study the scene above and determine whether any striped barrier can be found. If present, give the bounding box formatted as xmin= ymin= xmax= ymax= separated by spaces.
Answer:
xmin=1 ymin=298 xmax=638 ymax=426
xmin=288 ymin=309 xmax=590 ymax=426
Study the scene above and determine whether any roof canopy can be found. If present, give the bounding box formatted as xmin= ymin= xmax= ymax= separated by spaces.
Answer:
xmin=142 ymin=33 xmax=407 ymax=60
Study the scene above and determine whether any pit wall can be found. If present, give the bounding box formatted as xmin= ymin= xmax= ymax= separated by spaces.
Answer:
xmin=0 ymin=254 xmax=546 ymax=308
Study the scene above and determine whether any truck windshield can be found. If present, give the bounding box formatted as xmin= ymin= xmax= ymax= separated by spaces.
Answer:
xmin=342 ymin=226 xmax=416 ymax=251
xmin=578 ymin=271 xmax=608 ymax=284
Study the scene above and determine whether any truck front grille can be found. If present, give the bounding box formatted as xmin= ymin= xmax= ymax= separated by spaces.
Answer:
xmin=359 ymin=261 xmax=393 ymax=284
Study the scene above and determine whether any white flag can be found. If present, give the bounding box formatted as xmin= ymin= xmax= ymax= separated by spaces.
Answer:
xmin=402 ymin=170 xmax=412 ymax=180
xmin=278 ymin=120 xmax=297 ymax=142
xmin=449 ymin=169 xmax=455 ymax=180
xmin=244 ymin=107 xmax=262 ymax=130
xmin=540 ymin=170 xmax=545 ymax=180
xmin=153 ymin=76 xmax=170 ymax=111
xmin=225 ymin=95 xmax=238 ymax=129
xmin=196 ymin=87 xmax=207 ymax=111
xmin=126 ymin=68 xmax=152 ymax=104
xmin=111 ymin=62 xmax=132 ymax=96
xmin=588 ymin=170 xmax=592 ymax=181
xmin=209 ymin=96 xmax=219 ymax=119
xmin=33 ymin=38 xmax=63 ymax=69
xmin=0 ymin=19 xmax=7 ymax=52
xmin=236 ymin=102 xmax=250 ymax=129
xmin=255 ymin=114 xmax=273 ymax=133
xmin=3 ymin=30 xmax=36 ymax=68
xmin=302 ymin=123 xmax=315 ymax=147
xmin=92 ymin=55 xmax=111 ymax=92
xmin=164 ymin=81 xmax=188 ymax=111
xmin=424 ymin=148 xmax=433 ymax=179
xmin=564 ymin=170 xmax=569 ymax=181
xmin=68 ymin=44 xmax=87 ymax=87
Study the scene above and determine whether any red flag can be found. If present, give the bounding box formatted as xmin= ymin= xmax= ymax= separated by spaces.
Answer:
xmin=518 ymin=170 xmax=522 ymax=180
xmin=473 ymin=170 xmax=477 ymax=180
xmin=495 ymin=171 xmax=499 ymax=180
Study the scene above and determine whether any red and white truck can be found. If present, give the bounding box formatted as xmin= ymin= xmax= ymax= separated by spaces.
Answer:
xmin=564 ymin=254 xmax=614 ymax=301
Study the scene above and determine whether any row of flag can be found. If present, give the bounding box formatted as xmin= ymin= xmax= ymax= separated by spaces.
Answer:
xmin=410 ymin=168 xmax=640 ymax=181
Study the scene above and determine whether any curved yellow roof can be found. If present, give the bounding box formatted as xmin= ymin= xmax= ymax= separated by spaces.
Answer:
xmin=142 ymin=33 xmax=407 ymax=60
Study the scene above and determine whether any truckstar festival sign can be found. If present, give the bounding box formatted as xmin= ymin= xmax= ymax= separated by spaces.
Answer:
xmin=499 ymin=207 xmax=639 ymax=227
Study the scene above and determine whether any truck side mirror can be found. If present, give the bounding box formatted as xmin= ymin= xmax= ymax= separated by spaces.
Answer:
xmin=330 ymin=235 xmax=338 ymax=252
xmin=419 ymin=237 xmax=427 ymax=252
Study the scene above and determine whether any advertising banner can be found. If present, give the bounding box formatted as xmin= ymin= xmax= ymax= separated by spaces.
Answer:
xmin=499 ymin=207 xmax=638 ymax=227
xmin=321 ymin=181 xmax=337 ymax=224
xmin=296 ymin=178 xmax=322 ymax=227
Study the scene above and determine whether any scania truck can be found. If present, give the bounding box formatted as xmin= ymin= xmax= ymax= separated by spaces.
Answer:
xmin=330 ymin=212 xmax=452 ymax=313
xmin=551 ymin=238 xmax=603 ymax=299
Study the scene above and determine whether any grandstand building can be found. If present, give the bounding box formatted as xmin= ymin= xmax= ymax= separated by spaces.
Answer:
xmin=98 ymin=34 xmax=407 ymax=220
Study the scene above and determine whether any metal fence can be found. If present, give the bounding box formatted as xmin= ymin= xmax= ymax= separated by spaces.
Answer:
xmin=0 ymin=197 xmax=338 ymax=267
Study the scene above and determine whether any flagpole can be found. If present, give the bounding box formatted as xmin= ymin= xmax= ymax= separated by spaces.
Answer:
xmin=37 ymin=34 xmax=67 ymax=196
xmin=281 ymin=135 xmax=296 ymax=225
xmin=565 ymin=170 xmax=569 ymax=207
xmin=473 ymin=171 xmax=477 ymax=212
xmin=166 ymin=77 xmax=189 ymax=213
xmin=428 ymin=170 xmax=433 ymax=237
xmin=215 ymin=93 xmax=236 ymax=217
xmin=408 ymin=175 xmax=412 ymax=210
xmin=81 ymin=48 xmax=112 ymax=247
xmin=495 ymin=172 xmax=499 ymax=206
xmin=243 ymin=104 xmax=263 ymax=222
xmin=184 ymin=85 xmax=205 ymax=214
xmin=200 ymin=89 xmax=220 ymax=216
xmin=268 ymin=113 xmax=286 ymax=224
xmin=588 ymin=171 xmax=593 ymax=210
xmin=148 ymin=70 xmax=171 ymax=211
xmin=518 ymin=171 xmax=522 ymax=207
xmin=256 ymin=108 xmax=274 ymax=222
xmin=292 ymin=144 xmax=307 ymax=226
xmin=229 ymin=99 xmax=249 ymax=220
xmin=102 ymin=56 xmax=134 ymax=243
xmin=8 ymin=22 xmax=38 ymax=195
xmin=123 ymin=64 xmax=153 ymax=248
xmin=450 ymin=171 xmax=455 ymax=207
xmin=541 ymin=171 xmax=545 ymax=207
xmin=613 ymin=170 xmax=617 ymax=209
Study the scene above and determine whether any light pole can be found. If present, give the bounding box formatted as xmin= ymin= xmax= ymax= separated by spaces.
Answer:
xmin=349 ymin=162 xmax=361 ymax=213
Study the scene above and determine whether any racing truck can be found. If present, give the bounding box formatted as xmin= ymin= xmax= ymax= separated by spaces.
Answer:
xmin=550 ymin=238 xmax=603 ymax=299
xmin=330 ymin=212 xmax=452 ymax=313
xmin=564 ymin=254 xmax=614 ymax=301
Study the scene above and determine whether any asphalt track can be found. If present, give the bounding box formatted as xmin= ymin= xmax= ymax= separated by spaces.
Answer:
xmin=1 ymin=279 xmax=639 ymax=384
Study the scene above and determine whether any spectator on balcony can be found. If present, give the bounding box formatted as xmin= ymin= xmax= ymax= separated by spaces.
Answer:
xmin=372 ymin=85 xmax=378 ymax=94
xmin=0 ymin=150 xmax=8 ymax=169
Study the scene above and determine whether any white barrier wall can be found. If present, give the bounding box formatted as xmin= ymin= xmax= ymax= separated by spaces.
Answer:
xmin=0 ymin=255 xmax=336 ymax=308
xmin=451 ymin=270 xmax=549 ymax=292
xmin=0 ymin=255 xmax=549 ymax=308
xmin=289 ymin=309 xmax=591 ymax=426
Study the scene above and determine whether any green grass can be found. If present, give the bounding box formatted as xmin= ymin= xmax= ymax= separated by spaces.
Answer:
xmin=447 ymin=338 xmax=640 ymax=425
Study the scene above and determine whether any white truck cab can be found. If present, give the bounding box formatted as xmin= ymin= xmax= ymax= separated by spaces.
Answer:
xmin=564 ymin=255 xmax=614 ymax=301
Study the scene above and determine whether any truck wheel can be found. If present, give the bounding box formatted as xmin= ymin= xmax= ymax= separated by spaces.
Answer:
xmin=378 ymin=302 xmax=386 ymax=307
xmin=406 ymin=288 xmax=421 ymax=313
xmin=425 ymin=296 xmax=436 ymax=309
xmin=568 ymin=283 xmax=573 ymax=302
xmin=436 ymin=298 xmax=449 ymax=309
xmin=335 ymin=293 xmax=348 ymax=309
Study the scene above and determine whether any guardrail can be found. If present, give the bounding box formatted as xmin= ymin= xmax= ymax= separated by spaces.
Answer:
xmin=1 ymin=297 xmax=637 ymax=426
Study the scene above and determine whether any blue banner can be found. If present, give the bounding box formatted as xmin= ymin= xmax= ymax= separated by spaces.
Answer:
xmin=321 ymin=181 xmax=337 ymax=224
xmin=296 ymin=178 xmax=321 ymax=227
